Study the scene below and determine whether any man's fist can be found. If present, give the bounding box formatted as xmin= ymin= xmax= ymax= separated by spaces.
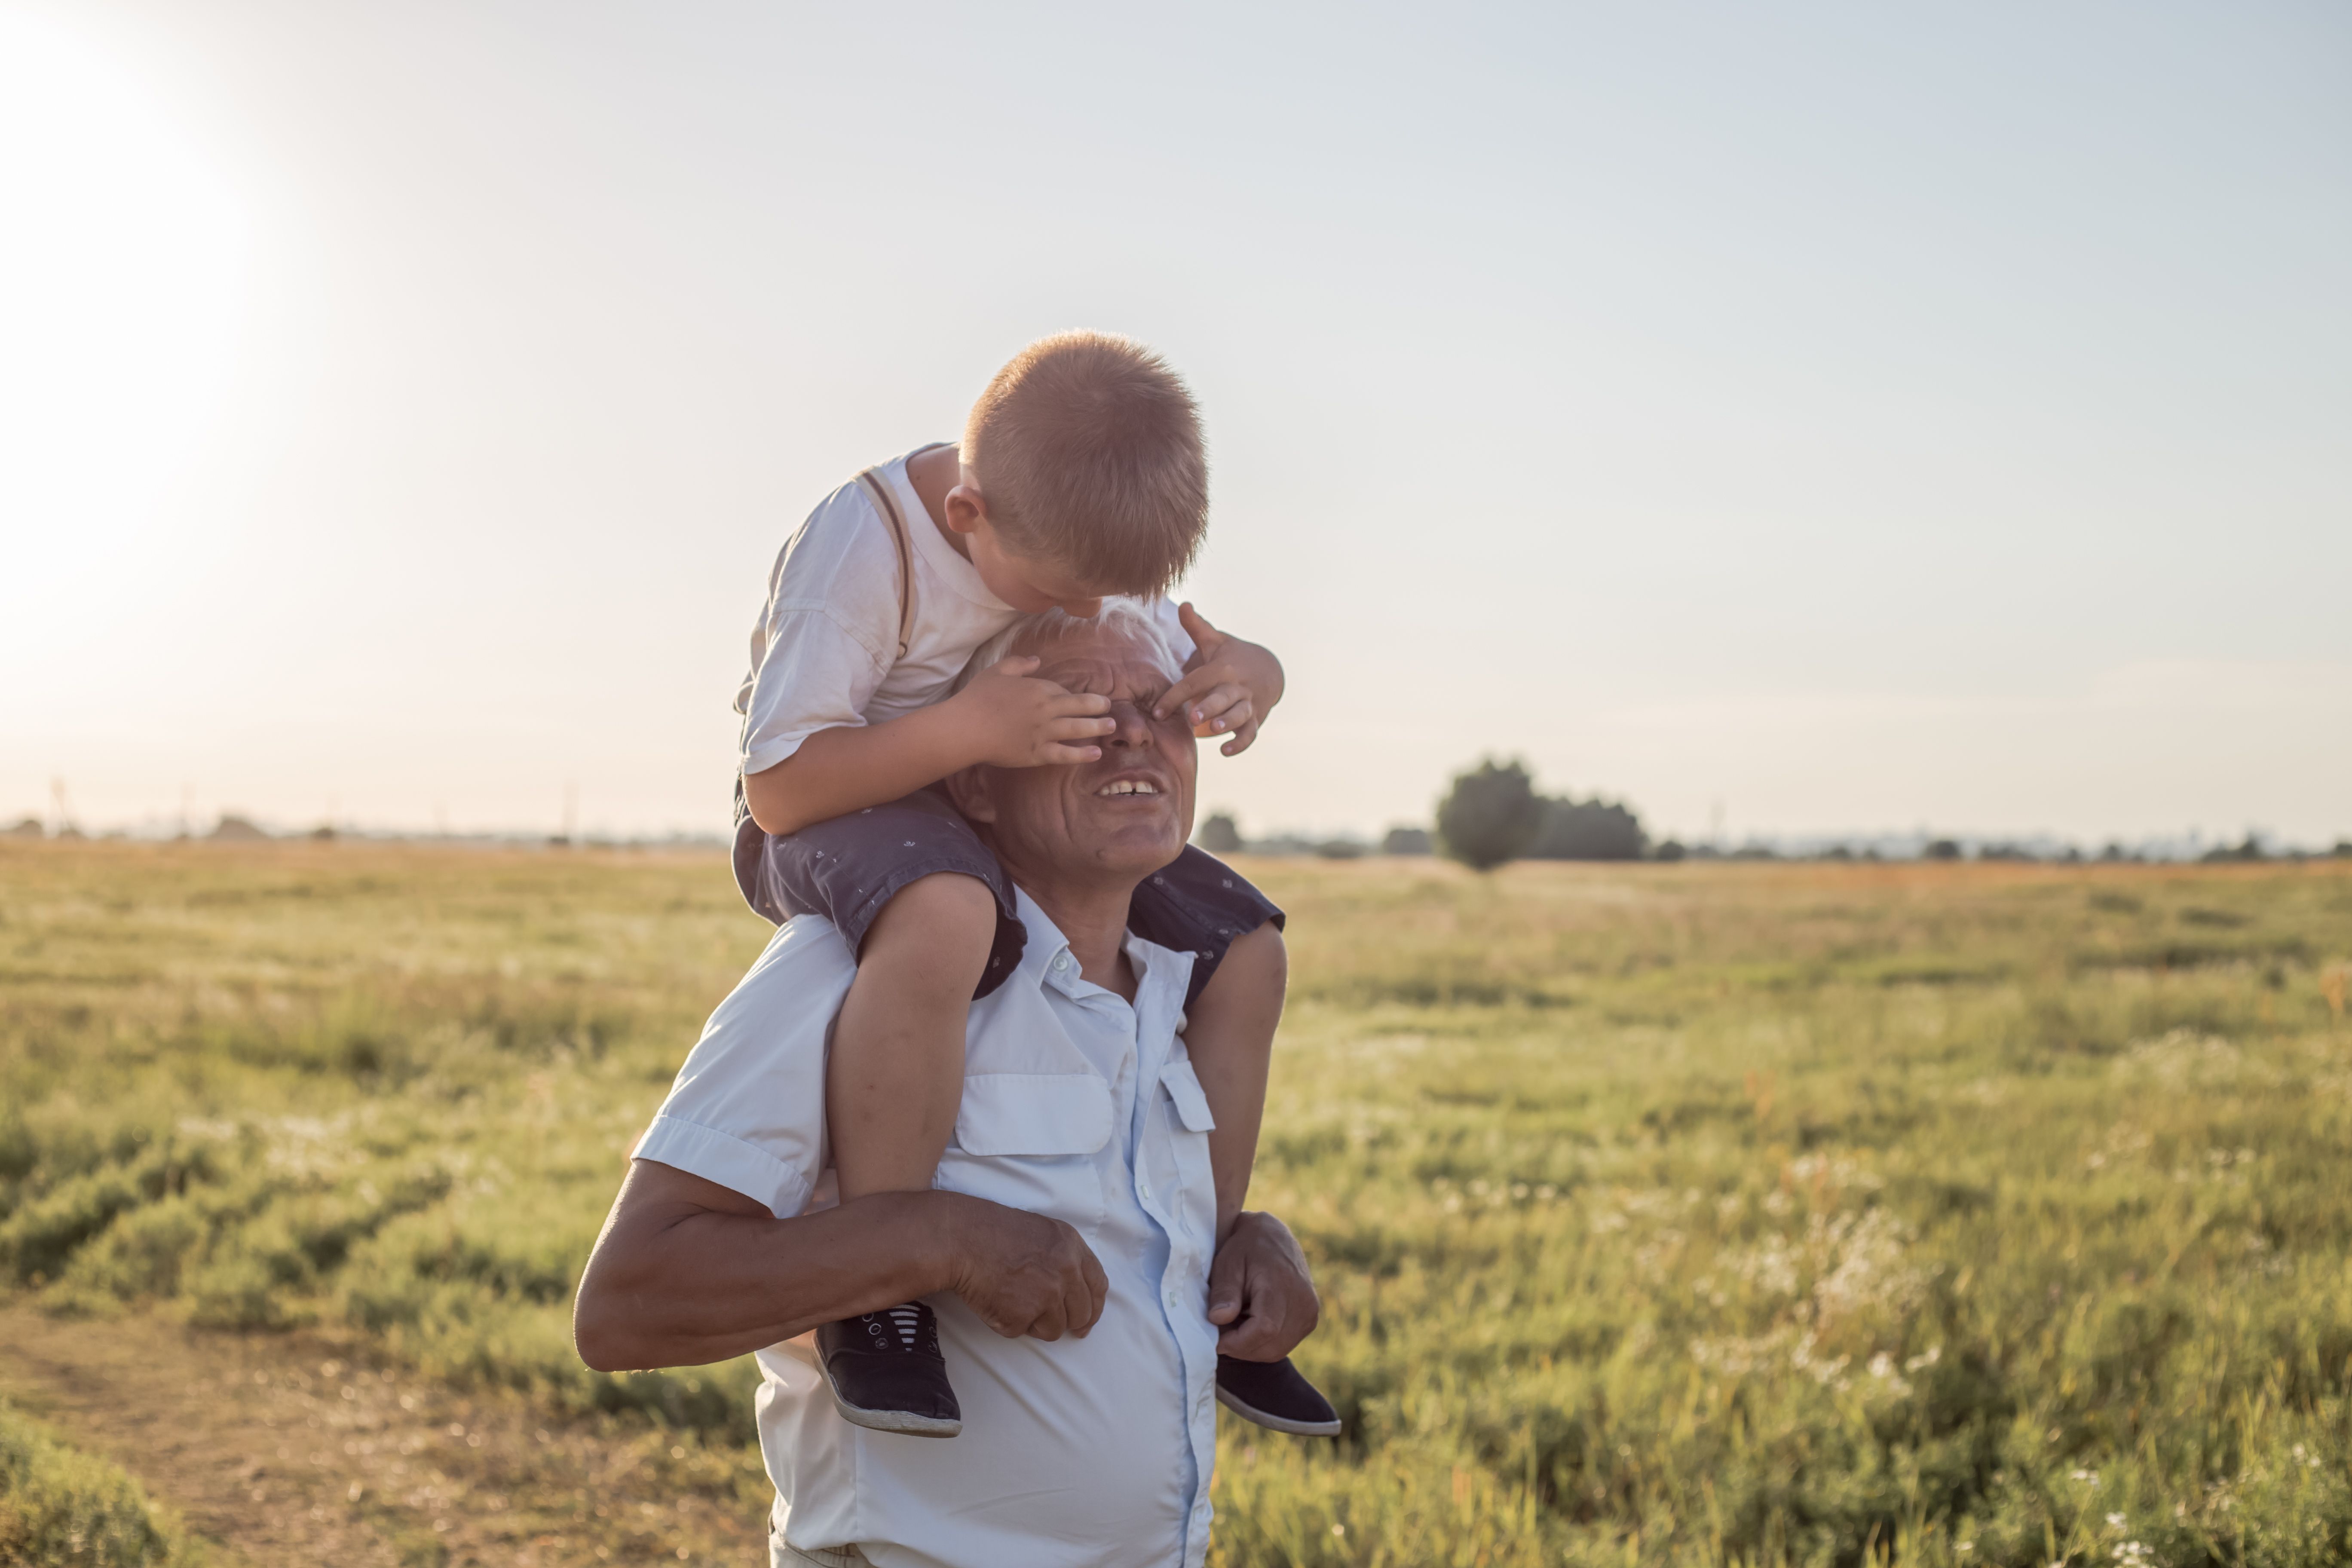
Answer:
xmin=1205 ymin=1211 xmax=1320 ymax=1360
xmin=941 ymin=1194 xmax=1110 ymax=1342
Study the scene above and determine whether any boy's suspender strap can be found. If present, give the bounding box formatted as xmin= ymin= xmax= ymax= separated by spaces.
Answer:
xmin=855 ymin=468 xmax=917 ymax=659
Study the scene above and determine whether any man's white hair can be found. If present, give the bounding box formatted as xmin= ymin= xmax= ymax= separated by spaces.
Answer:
xmin=955 ymin=598 xmax=1185 ymax=694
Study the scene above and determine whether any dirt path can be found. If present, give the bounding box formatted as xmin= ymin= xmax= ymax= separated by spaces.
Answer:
xmin=0 ymin=1303 xmax=770 ymax=1567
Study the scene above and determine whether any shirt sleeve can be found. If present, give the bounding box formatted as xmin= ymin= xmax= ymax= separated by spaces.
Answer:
xmin=738 ymin=484 xmax=906 ymax=776
xmin=633 ymin=916 xmax=856 ymax=1217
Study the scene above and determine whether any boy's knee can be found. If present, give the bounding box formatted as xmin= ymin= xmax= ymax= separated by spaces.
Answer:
xmin=861 ymin=873 xmax=999 ymax=980
xmin=1232 ymin=912 xmax=1289 ymax=973
xmin=1215 ymin=920 xmax=1288 ymax=992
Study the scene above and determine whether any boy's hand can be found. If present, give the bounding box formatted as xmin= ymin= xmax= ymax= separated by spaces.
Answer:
xmin=951 ymin=655 xmax=1115 ymax=768
xmin=1153 ymin=603 xmax=1285 ymax=757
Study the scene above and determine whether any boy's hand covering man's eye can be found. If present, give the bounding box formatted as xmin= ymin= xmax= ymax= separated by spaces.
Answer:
xmin=1153 ymin=603 xmax=1285 ymax=757
xmin=953 ymin=655 xmax=1116 ymax=768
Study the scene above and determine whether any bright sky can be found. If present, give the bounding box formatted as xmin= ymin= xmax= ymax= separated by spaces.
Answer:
xmin=4 ymin=0 xmax=2348 ymax=846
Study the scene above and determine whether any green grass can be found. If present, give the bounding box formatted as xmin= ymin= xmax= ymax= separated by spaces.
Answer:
xmin=0 ymin=842 xmax=763 ymax=1436
xmin=3 ymin=842 xmax=2350 ymax=1565
xmin=0 ymin=1396 xmax=205 ymax=1566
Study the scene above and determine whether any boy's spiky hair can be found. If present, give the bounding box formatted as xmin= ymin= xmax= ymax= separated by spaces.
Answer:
xmin=962 ymin=331 xmax=1208 ymax=595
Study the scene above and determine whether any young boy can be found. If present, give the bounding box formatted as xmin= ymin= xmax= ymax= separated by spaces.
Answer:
xmin=731 ymin=332 xmax=1337 ymax=1439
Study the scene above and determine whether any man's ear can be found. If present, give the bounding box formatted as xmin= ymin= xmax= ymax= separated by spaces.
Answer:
xmin=943 ymin=765 xmax=997 ymax=824
xmin=942 ymin=482 xmax=989 ymax=538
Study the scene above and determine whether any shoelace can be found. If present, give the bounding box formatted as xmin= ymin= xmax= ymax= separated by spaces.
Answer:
xmin=875 ymin=1305 xmax=924 ymax=1350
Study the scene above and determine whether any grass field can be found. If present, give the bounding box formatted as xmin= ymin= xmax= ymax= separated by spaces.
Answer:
xmin=2 ymin=841 xmax=2349 ymax=1566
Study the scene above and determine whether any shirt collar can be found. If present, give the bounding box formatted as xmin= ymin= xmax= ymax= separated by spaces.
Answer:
xmin=1008 ymin=885 xmax=1192 ymax=1017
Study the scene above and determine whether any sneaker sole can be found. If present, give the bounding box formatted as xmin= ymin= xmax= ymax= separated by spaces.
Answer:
xmin=1214 ymin=1383 xmax=1341 ymax=1437
xmin=827 ymin=1392 xmax=962 ymax=1439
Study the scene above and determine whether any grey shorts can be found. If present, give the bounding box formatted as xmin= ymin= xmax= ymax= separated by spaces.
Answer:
xmin=732 ymin=787 xmax=1281 ymax=1009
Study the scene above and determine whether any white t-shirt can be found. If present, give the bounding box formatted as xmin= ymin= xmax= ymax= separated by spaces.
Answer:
xmin=735 ymin=446 xmax=1194 ymax=778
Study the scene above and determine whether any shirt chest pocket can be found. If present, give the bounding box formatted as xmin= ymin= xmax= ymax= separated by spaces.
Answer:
xmin=1142 ymin=1058 xmax=1220 ymax=1248
xmin=934 ymin=1073 xmax=1115 ymax=1223
xmin=1158 ymin=1059 xmax=1216 ymax=1134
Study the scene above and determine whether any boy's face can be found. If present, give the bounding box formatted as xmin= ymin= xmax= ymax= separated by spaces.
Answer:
xmin=964 ymin=519 xmax=1111 ymax=618
xmin=942 ymin=470 xmax=1115 ymax=617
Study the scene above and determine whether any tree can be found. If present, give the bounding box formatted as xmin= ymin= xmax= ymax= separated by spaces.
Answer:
xmin=1525 ymin=796 xmax=1647 ymax=861
xmin=1196 ymin=812 xmax=1243 ymax=854
xmin=1923 ymin=839 xmax=1961 ymax=861
xmin=1381 ymin=825 xmax=1433 ymax=856
xmin=1435 ymin=759 xmax=1542 ymax=871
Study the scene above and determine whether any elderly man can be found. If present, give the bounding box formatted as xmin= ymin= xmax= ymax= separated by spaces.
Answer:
xmin=574 ymin=603 xmax=1325 ymax=1568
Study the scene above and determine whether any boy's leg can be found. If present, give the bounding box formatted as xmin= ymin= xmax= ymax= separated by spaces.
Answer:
xmin=1188 ymin=926 xmax=1339 ymax=1435
xmin=815 ymin=874 xmax=991 ymax=1435
xmin=1129 ymin=851 xmax=1339 ymax=1437
xmin=1178 ymin=920 xmax=1285 ymax=1244
xmin=827 ymin=872 xmax=996 ymax=1202
xmin=755 ymin=791 xmax=1021 ymax=1440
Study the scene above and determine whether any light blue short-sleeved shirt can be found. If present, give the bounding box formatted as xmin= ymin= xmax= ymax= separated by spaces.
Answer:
xmin=636 ymin=888 xmax=1221 ymax=1568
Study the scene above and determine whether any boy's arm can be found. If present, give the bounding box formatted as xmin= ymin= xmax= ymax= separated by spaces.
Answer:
xmin=1152 ymin=603 xmax=1286 ymax=758
xmin=744 ymin=656 xmax=1116 ymax=837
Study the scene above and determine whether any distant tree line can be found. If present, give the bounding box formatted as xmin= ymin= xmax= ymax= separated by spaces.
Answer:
xmin=1192 ymin=791 xmax=2352 ymax=870
xmin=1432 ymin=758 xmax=1649 ymax=870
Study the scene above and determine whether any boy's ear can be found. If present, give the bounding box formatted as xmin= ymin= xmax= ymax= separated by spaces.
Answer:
xmin=942 ymin=483 xmax=989 ymax=538
xmin=943 ymin=766 xmax=996 ymax=824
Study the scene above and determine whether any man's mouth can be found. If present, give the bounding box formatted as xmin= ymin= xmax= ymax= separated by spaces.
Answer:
xmin=1096 ymin=778 xmax=1161 ymax=797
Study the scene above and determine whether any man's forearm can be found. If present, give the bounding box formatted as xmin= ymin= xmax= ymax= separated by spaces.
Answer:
xmin=744 ymin=707 xmax=977 ymax=837
xmin=576 ymin=1181 xmax=953 ymax=1371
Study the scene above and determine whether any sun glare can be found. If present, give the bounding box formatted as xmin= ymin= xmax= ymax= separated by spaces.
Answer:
xmin=0 ymin=11 xmax=249 ymax=618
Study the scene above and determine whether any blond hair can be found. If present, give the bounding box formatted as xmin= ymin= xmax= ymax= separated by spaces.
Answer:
xmin=962 ymin=332 xmax=1208 ymax=594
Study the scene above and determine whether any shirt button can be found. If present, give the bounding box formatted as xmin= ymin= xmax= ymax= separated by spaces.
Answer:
xmin=1137 ymin=1179 xmax=1152 ymax=1200
xmin=1051 ymin=954 xmax=1070 ymax=973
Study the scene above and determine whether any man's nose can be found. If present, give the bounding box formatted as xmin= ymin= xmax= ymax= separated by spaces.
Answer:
xmin=1105 ymin=700 xmax=1154 ymax=747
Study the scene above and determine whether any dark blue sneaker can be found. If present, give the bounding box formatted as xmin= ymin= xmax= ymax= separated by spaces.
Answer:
xmin=816 ymin=1302 xmax=962 ymax=1438
xmin=1214 ymin=1355 xmax=1340 ymax=1436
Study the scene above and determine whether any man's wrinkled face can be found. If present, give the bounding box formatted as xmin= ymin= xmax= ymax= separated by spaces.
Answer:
xmin=956 ymin=624 xmax=1196 ymax=878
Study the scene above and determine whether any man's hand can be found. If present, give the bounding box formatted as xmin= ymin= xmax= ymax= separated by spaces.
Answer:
xmin=1153 ymin=605 xmax=1284 ymax=757
xmin=948 ymin=655 xmax=1117 ymax=768
xmin=940 ymin=1194 xmax=1110 ymax=1341
xmin=1205 ymin=1211 xmax=1320 ymax=1360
